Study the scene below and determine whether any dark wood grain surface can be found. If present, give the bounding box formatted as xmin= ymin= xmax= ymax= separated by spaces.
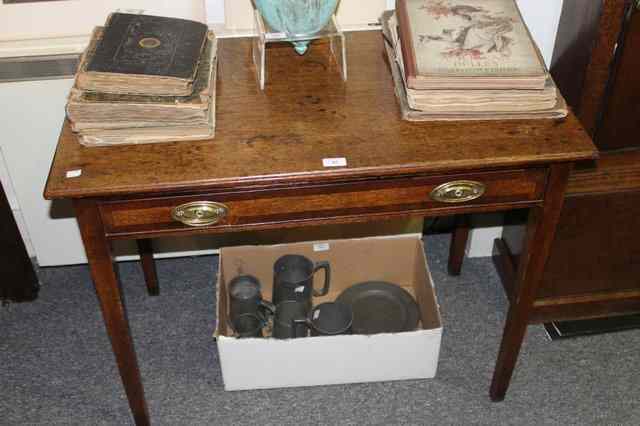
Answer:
xmin=97 ymin=168 xmax=547 ymax=238
xmin=74 ymin=199 xmax=150 ymax=425
xmin=136 ymin=239 xmax=159 ymax=296
xmin=575 ymin=0 xmax=630 ymax=136
xmin=539 ymin=190 xmax=640 ymax=299
xmin=448 ymin=215 xmax=469 ymax=276
xmin=493 ymin=1 xmax=640 ymax=327
xmin=490 ymin=163 xmax=572 ymax=401
xmin=596 ymin=3 xmax=640 ymax=150
xmin=550 ymin=0 xmax=605 ymax=114
xmin=44 ymin=32 xmax=596 ymax=200
xmin=568 ymin=150 xmax=640 ymax=195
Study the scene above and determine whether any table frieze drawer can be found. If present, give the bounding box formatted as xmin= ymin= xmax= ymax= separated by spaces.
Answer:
xmin=99 ymin=169 xmax=547 ymax=236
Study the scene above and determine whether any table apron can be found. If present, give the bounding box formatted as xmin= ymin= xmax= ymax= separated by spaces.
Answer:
xmin=103 ymin=200 xmax=541 ymax=240
xmin=98 ymin=168 xmax=547 ymax=240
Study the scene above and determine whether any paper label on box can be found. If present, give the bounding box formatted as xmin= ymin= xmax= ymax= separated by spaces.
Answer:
xmin=313 ymin=310 xmax=320 ymax=320
xmin=117 ymin=8 xmax=145 ymax=14
xmin=313 ymin=243 xmax=330 ymax=252
xmin=65 ymin=169 xmax=82 ymax=178
xmin=322 ymin=158 xmax=347 ymax=168
xmin=294 ymin=286 xmax=305 ymax=294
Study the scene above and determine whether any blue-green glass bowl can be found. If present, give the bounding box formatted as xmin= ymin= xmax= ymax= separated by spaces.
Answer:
xmin=254 ymin=0 xmax=340 ymax=54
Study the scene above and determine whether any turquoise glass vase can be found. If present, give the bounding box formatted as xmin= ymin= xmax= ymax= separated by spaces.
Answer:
xmin=253 ymin=0 xmax=340 ymax=55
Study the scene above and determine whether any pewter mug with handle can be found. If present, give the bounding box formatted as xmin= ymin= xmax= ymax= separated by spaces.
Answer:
xmin=293 ymin=302 xmax=353 ymax=336
xmin=272 ymin=300 xmax=309 ymax=339
xmin=228 ymin=275 xmax=275 ymax=321
xmin=230 ymin=313 xmax=265 ymax=338
xmin=272 ymin=254 xmax=331 ymax=310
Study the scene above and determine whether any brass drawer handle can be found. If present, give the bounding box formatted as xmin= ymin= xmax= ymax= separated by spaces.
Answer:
xmin=430 ymin=180 xmax=486 ymax=203
xmin=171 ymin=201 xmax=228 ymax=227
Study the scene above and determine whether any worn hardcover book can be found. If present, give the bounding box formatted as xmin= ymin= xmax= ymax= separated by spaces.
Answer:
xmin=382 ymin=11 xmax=568 ymax=121
xmin=386 ymin=12 xmax=558 ymax=113
xmin=67 ymin=28 xmax=217 ymax=130
xmin=396 ymin=0 xmax=548 ymax=90
xmin=75 ymin=53 xmax=217 ymax=146
xmin=76 ymin=114 xmax=215 ymax=146
xmin=75 ymin=63 xmax=216 ymax=147
xmin=404 ymin=79 xmax=559 ymax=113
xmin=76 ymin=13 xmax=209 ymax=96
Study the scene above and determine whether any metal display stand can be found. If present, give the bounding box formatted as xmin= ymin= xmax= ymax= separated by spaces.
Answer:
xmin=252 ymin=10 xmax=347 ymax=90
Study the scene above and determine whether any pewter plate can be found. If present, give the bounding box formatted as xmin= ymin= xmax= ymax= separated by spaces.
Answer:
xmin=336 ymin=281 xmax=419 ymax=335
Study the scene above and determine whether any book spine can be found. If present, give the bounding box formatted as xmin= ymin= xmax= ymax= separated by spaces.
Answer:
xmin=395 ymin=0 xmax=419 ymax=89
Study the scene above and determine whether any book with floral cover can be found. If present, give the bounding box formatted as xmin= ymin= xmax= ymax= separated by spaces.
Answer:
xmin=381 ymin=11 xmax=568 ymax=121
xmin=396 ymin=0 xmax=548 ymax=90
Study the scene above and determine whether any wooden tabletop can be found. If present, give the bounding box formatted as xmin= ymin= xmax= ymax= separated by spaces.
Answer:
xmin=44 ymin=31 xmax=597 ymax=200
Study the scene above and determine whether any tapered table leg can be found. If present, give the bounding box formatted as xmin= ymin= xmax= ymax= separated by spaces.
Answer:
xmin=74 ymin=200 xmax=150 ymax=426
xmin=490 ymin=164 xmax=571 ymax=401
xmin=137 ymin=239 xmax=159 ymax=296
xmin=448 ymin=214 xmax=470 ymax=276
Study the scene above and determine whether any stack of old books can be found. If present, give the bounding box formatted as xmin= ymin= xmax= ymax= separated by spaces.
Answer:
xmin=66 ymin=13 xmax=217 ymax=147
xmin=382 ymin=0 xmax=567 ymax=121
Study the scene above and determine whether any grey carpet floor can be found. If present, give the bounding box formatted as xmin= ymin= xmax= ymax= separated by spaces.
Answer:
xmin=2 ymin=234 xmax=639 ymax=425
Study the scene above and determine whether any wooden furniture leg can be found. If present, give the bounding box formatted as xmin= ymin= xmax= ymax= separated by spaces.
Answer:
xmin=490 ymin=164 xmax=571 ymax=401
xmin=74 ymin=200 xmax=150 ymax=426
xmin=448 ymin=214 xmax=470 ymax=276
xmin=136 ymin=239 xmax=159 ymax=296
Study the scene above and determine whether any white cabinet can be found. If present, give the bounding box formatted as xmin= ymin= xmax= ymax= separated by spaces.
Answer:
xmin=1 ymin=79 xmax=89 ymax=265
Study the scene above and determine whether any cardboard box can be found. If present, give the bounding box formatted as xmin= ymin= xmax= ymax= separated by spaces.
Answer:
xmin=214 ymin=234 xmax=442 ymax=391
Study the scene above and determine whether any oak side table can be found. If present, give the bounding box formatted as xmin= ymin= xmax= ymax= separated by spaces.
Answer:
xmin=44 ymin=32 xmax=597 ymax=426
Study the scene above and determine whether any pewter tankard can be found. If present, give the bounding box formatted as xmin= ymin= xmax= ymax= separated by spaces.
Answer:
xmin=272 ymin=254 xmax=330 ymax=310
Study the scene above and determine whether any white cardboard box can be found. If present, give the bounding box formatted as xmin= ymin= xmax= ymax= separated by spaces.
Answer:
xmin=214 ymin=234 xmax=442 ymax=391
